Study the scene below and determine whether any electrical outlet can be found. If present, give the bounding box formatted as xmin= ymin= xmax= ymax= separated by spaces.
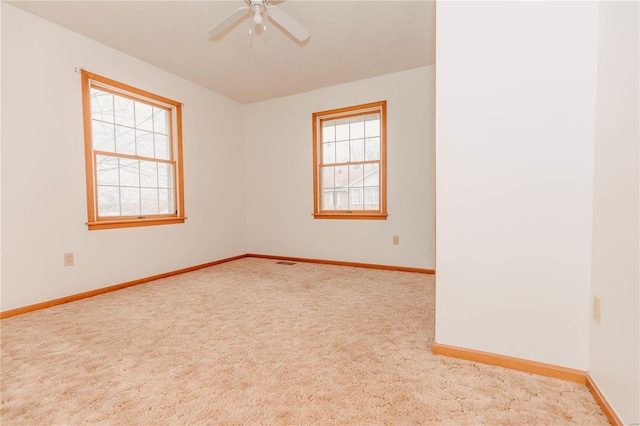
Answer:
xmin=64 ymin=253 xmax=74 ymax=267
xmin=593 ymin=295 xmax=601 ymax=324
xmin=393 ymin=235 xmax=400 ymax=245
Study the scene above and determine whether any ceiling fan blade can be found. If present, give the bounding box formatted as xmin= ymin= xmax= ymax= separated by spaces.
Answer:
xmin=267 ymin=6 xmax=310 ymax=42
xmin=208 ymin=6 xmax=249 ymax=36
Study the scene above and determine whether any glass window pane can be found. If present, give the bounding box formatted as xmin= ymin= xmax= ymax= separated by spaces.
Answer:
xmin=159 ymin=188 xmax=173 ymax=214
xmin=321 ymin=166 xmax=335 ymax=189
xmin=323 ymin=142 xmax=335 ymax=164
xmin=114 ymin=95 xmax=135 ymax=127
xmin=365 ymin=137 xmax=380 ymax=160
xmin=158 ymin=163 xmax=174 ymax=188
xmin=97 ymin=186 xmax=120 ymax=216
xmin=364 ymin=116 xmax=380 ymax=137
xmin=334 ymin=166 xmax=348 ymax=210
xmin=350 ymin=138 xmax=364 ymax=162
xmin=335 ymin=189 xmax=348 ymax=210
xmin=96 ymin=155 xmax=119 ymax=186
xmin=335 ymin=118 xmax=349 ymax=141
xmin=322 ymin=122 xmax=335 ymax=142
xmin=141 ymin=188 xmax=159 ymax=215
xmin=119 ymin=158 xmax=139 ymax=187
xmin=140 ymin=160 xmax=158 ymax=188
xmin=136 ymin=130 xmax=154 ymax=158
xmin=135 ymin=102 xmax=153 ymax=131
xmin=350 ymin=188 xmax=364 ymax=210
xmin=363 ymin=163 xmax=380 ymax=186
xmin=349 ymin=164 xmax=364 ymax=186
xmin=348 ymin=164 xmax=364 ymax=210
xmin=153 ymin=107 xmax=168 ymax=135
xmin=350 ymin=117 xmax=364 ymax=139
xmin=92 ymin=120 xmax=115 ymax=152
xmin=335 ymin=141 xmax=349 ymax=163
xmin=120 ymin=187 xmax=140 ymax=216
xmin=322 ymin=189 xmax=335 ymax=210
xmin=364 ymin=187 xmax=380 ymax=210
xmin=154 ymin=134 xmax=170 ymax=160
xmin=115 ymin=125 xmax=136 ymax=155
xmin=91 ymin=89 xmax=114 ymax=123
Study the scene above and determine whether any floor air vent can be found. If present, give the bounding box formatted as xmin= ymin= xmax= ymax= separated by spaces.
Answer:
xmin=276 ymin=261 xmax=296 ymax=265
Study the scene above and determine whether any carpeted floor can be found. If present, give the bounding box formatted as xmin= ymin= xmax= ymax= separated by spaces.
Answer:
xmin=1 ymin=258 xmax=607 ymax=424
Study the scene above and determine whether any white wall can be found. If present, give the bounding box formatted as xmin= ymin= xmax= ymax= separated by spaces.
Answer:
xmin=435 ymin=2 xmax=599 ymax=370
xmin=589 ymin=2 xmax=640 ymax=424
xmin=1 ymin=4 xmax=247 ymax=311
xmin=244 ymin=67 xmax=435 ymax=269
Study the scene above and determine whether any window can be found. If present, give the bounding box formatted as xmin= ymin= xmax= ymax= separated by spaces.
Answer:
xmin=81 ymin=70 xmax=185 ymax=230
xmin=312 ymin=101 xmax=387 ymax=219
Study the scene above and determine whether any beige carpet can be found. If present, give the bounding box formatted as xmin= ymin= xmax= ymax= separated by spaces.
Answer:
xmin=1 ymin=258 xmax=607 ymax=425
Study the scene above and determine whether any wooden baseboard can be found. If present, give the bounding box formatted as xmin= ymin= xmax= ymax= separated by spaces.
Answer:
xmin=432 ymin=342 xmax=587 ymax=384
xmin=246 ymin=253 xmax=436 ymax=274
xmin=0 ymin=254 xmax=248 ymax=319
xmin=1 ymin=254 xmax=432 ymax=319
xmin=432 ymin=343 xmax=625 ymax=424
xmin=586 ymin=374 xmax=623 ymax=426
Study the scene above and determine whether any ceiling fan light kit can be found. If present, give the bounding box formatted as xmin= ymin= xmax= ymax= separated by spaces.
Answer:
xmin=208 ymin=0 xmax=310 ymax=42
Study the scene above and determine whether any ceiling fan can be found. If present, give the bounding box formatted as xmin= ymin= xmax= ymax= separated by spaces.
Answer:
xmin=208 ymin=0 xmax=310 ymax=42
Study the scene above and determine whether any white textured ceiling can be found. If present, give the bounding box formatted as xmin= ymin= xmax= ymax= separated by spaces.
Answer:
xmin=8 ymin=0 xmax=435 ymax=104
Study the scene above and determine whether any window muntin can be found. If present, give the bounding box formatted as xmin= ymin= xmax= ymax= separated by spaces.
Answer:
xmin=81 ymin=71 xmax=185 ymax=230
xmin=312 ymin=101 xmax=387 ymax=220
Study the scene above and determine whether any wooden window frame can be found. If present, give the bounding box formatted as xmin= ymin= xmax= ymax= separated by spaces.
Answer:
xmin=81 ymin=70 xmax=186 ymax=230
xmin=312 ymin=101 xmax=388 ymax=220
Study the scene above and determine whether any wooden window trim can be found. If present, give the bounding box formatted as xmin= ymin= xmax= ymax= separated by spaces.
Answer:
xmin=312 ymin=100 xmax=387 ymax=220
xmin=81 ymin=70 xmax=186 ymax=230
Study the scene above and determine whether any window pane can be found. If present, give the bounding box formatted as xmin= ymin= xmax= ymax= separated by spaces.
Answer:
xmin=96 ymin=155 xmax=119 ymax=186
xmin=350 ymin=188 xmax=363 ymax=210
xmin=140 ymin=160 xmax=158 ymax=188
xmin=322 ymin=122 xmax=335 ymax=142
xmin=135 ymin=102 xmax=153 ymax=131
xmin=350 ymin=117 xmax=364 ymax=139
xmin=97 ymin=186 xmax=120 ymax=216
xmin=159 ymin=188 xmax=173 ymax=214
xmin=91 ymin=89 xmax=114 ymax=123
xmin=141 ymin=188 xmax=159 ymax=215
xmin=335 ymin=141 xmax=349 ymax=163
xmin=348 ymin=164 xmax=364 ymax=210
xmin=365 ymin=137 xmax=380 ymax=160
xmin=349 ymin=164 xmax=364 ymax=186
xmin=335 ymin=118 xmax=349 ymax=141
xmin=119 ymin=158 xmax=139 ymax=187
xmin=364 ymin=116 xmax=380 ymax=137
xmin=322 ymin=189 xmax=335 ymax=210
xmin=153 ymin=107 xmax=168 ymax=135
xmin=323 ymin=142 xmax=335 ymax=164
xmin=350 ymin=138 xmax=364 ymax=162
xmin=321 ymin=166 xmax=335 ymax=189
xmin=136 ymin=130 xmax=154 ymax=158
xmin=154 ymin=134 xmax=170 ymax=160
xmin=92 ymin=120 xmax=115 ymax=152
xmin=114 ymin=95 xmax=135 ymax=127
xmin=158 ymin=163 xmax=173 ymax=188
xmin=363 ymin=163 xmax=380 ymax=185
xmin=364 ymin=187 xmax=380 ymax=210
xmin=120 ymin=187 xmax=140 ymax=216
xmin=335 ymin=189 xmax=348 ymax=210
xmin=115 ymin=125 xmax=136 ymax=155
xmin=334 ymin=165 xmax=348 ymax=189
xmin=334 ymin=166 xmax=348 ymax=210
